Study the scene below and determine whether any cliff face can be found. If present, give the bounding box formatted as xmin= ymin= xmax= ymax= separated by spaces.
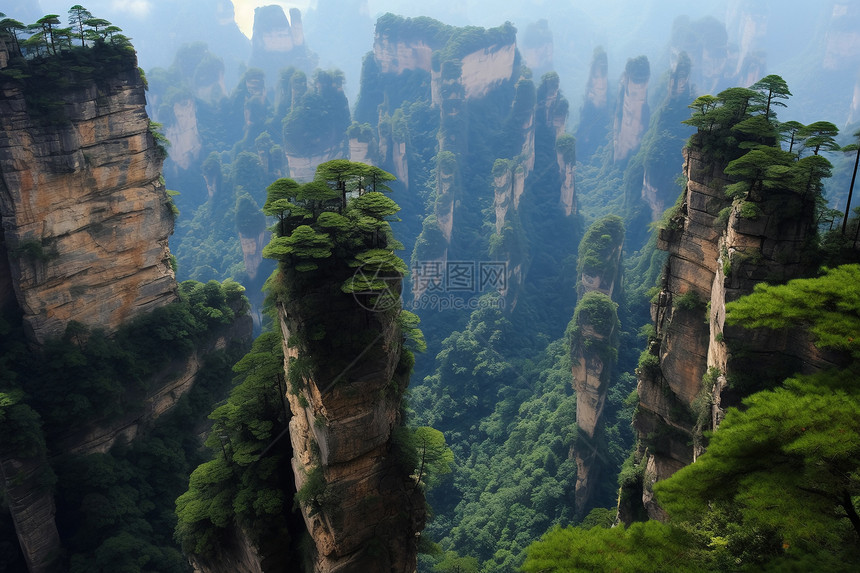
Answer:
xmin=373 ymin=38 xmax=433 ymax=75
xmin=640 ymin=55 xmax=693 ymax=224
xmin=0 ymin=456 xmax=61 ymax=573
xmin=0 ymin=49 xmax=253 ymax=571
xmin=570 ymin=217 xmax=624 ymax=514
xmin=0 ymin=64 xmax=178 ymax=344
xmin=613 ymin=57 xmax=650 ymax=164
xmin=576 ymin=48 xmax=610 ymax=161
xmin=280 ymin=290 xmax=424 ymax=572
xmin=164 ymin=97 xmax=202 ymax=171
xmin=250 ymin=6 xmax=316 ymax=81
xmin=629 ymin=145 xmax=824 ymax=520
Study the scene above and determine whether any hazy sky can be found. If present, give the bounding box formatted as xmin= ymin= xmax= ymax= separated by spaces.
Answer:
xmin=231 ymin=0 xmax=309 ymax=37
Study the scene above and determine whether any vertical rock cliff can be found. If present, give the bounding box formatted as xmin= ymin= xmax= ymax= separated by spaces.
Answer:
xmin=282 ymin=295 xmax=424 ymax=572
xmin=576 ymin=47 xmax=610 ymax=161
xmin=613 ymin=56 xmax=650 ymax=164
xmin=0 ymin=59 xmax=178 ymax=344
xmin=250 ymin=6 xmax=317 ymax=87
xmin=253 ymin=162 xmax=425 ymax=572
xmin=569 ymin=216 xmax=624 ymax=514
xmin=638 ymin=53 xmax=694 ymax=225
xmin=0 ymin=42 xmax=252 ymax=571
xmin=626 ymin=142 xmax=825 ymax=521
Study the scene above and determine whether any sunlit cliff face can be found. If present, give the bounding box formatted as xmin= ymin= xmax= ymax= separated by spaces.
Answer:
xmin=373 ymin=38 xmax=434 ymax=74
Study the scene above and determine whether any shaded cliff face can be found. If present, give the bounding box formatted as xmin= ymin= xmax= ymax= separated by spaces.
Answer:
xmin=0 ymin=456 xmax=61 ymax=573
xmin=280 ymin=289 xmax=424 ymax=572
xmin=630 ymin=145 xmax=823 ymax=520
xmin=0 ymin=63 xmax=178 ymax=344
xmin=575 ymin=48 xmax=611 ymax=161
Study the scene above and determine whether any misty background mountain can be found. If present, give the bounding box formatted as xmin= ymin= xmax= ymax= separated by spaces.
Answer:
xmin=27 ymin=0 xmax=860 ymax=126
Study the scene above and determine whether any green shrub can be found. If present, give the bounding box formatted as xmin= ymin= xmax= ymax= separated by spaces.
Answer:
xmin=637 ymin=351 xmax=660 ymax=376
xmin=675 ymin=290 xmax=703 ymax=312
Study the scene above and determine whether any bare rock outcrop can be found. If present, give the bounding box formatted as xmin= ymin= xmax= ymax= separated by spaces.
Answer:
xmin=576 ymin=47 xmax=610 ymax=161
xmin=628 ymin=144 xmax=827 ymax=520
xmin=279 ymin=277 xmax=424 ymax=572
xmin=613 ymin=56 xmax=650 ymax=164
xmin=0 ymin=456 xmax=62 ymax=573
xmin=570 ymin=216 xmax=624 ymax=514
xmin=0 ymin=64 xmax=178 ymax=344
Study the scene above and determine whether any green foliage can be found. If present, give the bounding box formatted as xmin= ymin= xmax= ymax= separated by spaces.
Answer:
xmin=737 ymin=200 xmax=762 ymax=219
xmin=393 ymin=426 xmax=453 ymax=490
xmin=528 ymin=263 xmax=860 ymax=571
xmin=0 ymin=390 xmax=46 ymax=457
xmin=432 ymin=551 xmax=481 ymax=573
xmin=576 ymin=215 xmax=625 ymax=279
xmin=725 ymin=265 xmax=860 ymax=359
xmin=374 ymin=13 xmax=452 ymax=47
xmin=637 ymin=350 xmax=660 ymax=376
xmin=555 ymin=134 xmax=576 ymax=164
xmin=570 ymin=291 xmax=620 ymax=340
xmin=282 ymin=70 xmax=350 ymax=155
xmin=11 ymin=238 xmax=55 ymax=262
xmin=0 ymin=279 xmax=248 ymax=439
xmin=750 ymin=75 xmax=791 ymax=121
xmin=149 ymin=120 xmax=170 ymax=159
xmin=434 ymin=21 xmax=517 ymax=65
xmin=1 ymin=9 xmax=137 ymax=123
xmin=655 ymin=369 xmax=860 ymax=564
xmin=522 ymin=521 xmax=701 ymax=573
xmin=293 ymin=465 xmax=328 ymax=513
xmin=654 ymin=190 xmax=685 ymax=231
xmin=674 ymin=290 xmax=703 ymax=312
xmin=175 ymin=330 xmax=300 ymax=562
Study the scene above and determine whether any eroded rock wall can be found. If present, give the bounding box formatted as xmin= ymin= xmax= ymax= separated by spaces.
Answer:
xmin=571 ymin=225 xmax=623 ymax=514
xmin=629 ymin=145 xmax=824 ymax=520
xmin=279 ymin=287 xmax=424 ymax=572
xmin=0 ymin=65 xmax=178 ymax=344
xmin=613 ymin=57 xmax=650 ymax=164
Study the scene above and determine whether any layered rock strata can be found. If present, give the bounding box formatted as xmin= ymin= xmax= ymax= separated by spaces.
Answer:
xmin=0 ymin=64 xmax=178 ymax=344
xmin=280 ymin=283 xmax=424 ymax=572
xmin=628 ymin=145 xmax=827 ymax=520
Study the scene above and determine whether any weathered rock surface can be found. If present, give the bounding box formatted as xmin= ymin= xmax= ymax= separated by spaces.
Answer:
xmin=576 ymin=48 xmax=611 ymax=160
xmin=279 ymin=283 xmax=424 ymax=572
xmin=54 ymin=313 xmax=251 ymax=457
xmin=0 ymin=52 xmax=254 ymax=571
xmin=628 ymin=145 xmax=827 ymax=520
xmin=571 ymin=228 xmax=623 ymax=514
xmin=164 ymin=97 xmax=202 ymax=171
xmin=613 ymin=57 xmax=650 ymax=163
xmin=0 ymin=456 xmax=62 ymax=573
xmin=0 ymin=65 xmax=178 ymax=344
